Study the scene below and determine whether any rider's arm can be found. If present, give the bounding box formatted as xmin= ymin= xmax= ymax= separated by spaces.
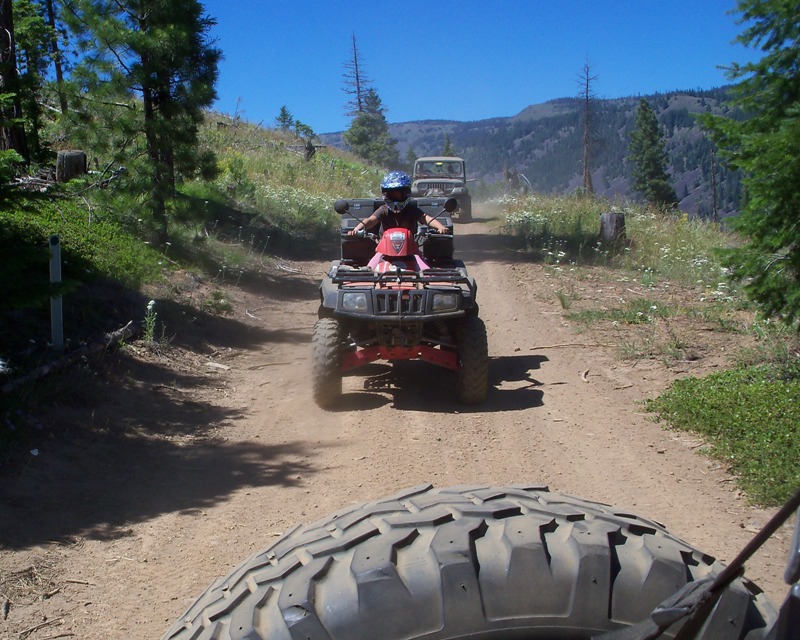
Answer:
xmin=425 ymin=215 xmax=449 ymax=233
xmin=349 ymin=213 xmax=378 ymax=235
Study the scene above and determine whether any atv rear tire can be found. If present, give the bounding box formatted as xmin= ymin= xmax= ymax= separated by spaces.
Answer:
xmin=162 ymin=485 xmax=776 ymax=640
xmin=311 ymin=317 xmax=343 ymax=408
xmin=456 ymin=314 xmax=489 ymax=404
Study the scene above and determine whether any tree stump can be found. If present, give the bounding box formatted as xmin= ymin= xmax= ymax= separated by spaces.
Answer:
xmin=599 ymin=212 xmax=626 ymax=244
xmin=56 ymin=150 xmax=87 ymax=183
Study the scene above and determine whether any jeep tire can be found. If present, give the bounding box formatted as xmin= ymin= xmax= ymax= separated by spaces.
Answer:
xmin=162 ymin=484 xmax=777 ymax=640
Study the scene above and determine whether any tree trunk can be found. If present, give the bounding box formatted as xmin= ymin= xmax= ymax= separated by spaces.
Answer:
xmin=45 ymin=0 xmax=68 ymax=114
xmin=599 ymin=212 xmax=626 ymax=244
xmin=142 ymin=72 xmax=169 ymax=245
xmin=56 ymin=150 xmax=87 ymax=182
xmin=0 ymin=0 xmax=29 ymax=162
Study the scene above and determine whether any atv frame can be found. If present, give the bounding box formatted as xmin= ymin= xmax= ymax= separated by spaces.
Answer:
xmin=312 ymin=197 xmax=489 ymax=408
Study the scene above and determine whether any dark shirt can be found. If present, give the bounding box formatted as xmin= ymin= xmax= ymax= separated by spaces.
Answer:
xmin=373 ymin=204 xmax=427 ymax=233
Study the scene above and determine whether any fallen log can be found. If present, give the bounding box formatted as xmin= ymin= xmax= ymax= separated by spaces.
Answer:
xmin=1 ymin=321 xmax=139 ymax=395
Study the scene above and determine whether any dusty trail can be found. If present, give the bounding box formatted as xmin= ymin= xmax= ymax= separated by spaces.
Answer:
xmin=0 ymin=210 xmax=790 ymax=639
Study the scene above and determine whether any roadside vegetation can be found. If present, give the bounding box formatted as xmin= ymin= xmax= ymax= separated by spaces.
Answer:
xmin=1 ymin=0 xmax=797 ymax=509
xmin=496 ymin=2 xmax=800 ymax=507
xmin=0 ymin=115 xmax=378 ymax=451
xmin=502 ymin=192 xmax=799 ymax=506
xmin=3 ymin=113 xmax=799 ymax=508
xmin=6 ymin=138 xmax=798 ymax=507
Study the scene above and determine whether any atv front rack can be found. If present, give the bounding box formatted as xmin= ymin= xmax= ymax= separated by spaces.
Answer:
xmin=329 ymin=265 xmax=473 ymax=289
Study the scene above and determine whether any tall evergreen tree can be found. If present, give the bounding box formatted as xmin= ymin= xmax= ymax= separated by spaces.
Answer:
xmin=404 ymin=146 xmax=417 ymax=173
xmin=275 ymin=105 xmax=293 ymax=131
xmin=43 ymin=0 xmax=68 ymax=114
xmin=14 ymin=0 xmax=57 ymax=162
xmin=627 ymin=98 xmax=677 ymax=207
xmin=63 ymin=0 xmax=220 ymax=244
xmin=701 ymin=0 xmax=800 ymax=324
xmin=441 ymin=133 xmax=454 ymax=156
xmin=0 ymin=0 xmax=29 ymax=161
xmin=343 ymin=88 xmax=398 ymax=168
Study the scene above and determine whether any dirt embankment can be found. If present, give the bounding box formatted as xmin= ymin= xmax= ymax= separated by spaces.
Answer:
xmin=0 ymin=211 xmax=791 ymax=639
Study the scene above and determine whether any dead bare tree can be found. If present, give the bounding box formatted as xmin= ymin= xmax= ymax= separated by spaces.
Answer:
xmin=342 ymin=33 xmax=371 ymax=117
xmin=578 ymin=59 xmax=598 ymax=196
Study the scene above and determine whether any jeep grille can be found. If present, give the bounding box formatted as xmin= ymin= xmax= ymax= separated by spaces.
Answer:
xmin=420 ymin=182 xmax=453 ymax=193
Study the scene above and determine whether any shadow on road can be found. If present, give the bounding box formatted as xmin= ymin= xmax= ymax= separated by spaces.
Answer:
xmin=335 ymin=354 xmax=547 ymax=413
xmin=0 ymin=434 xmax=315 ymax=549
xmin=0 ymin=347 xmax=325 ymax=549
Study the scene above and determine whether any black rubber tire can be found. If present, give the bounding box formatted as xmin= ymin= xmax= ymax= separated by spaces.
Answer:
xmin=311 ymin=317 xmax=343 ymax=408
xmin=162 ymin=485 xmax=777 ymax=640
xmin=456 ymin=314 xmax=489 ymax=404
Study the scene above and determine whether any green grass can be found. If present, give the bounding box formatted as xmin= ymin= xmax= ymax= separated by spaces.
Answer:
xmin=567 ymin=297 xmax=673 ymax=325
xmin=1 ymin=195 xmax=165 ymax=302
xmin=501 ymin=193 xmax=734 ymax=289
xmin=646 ymin=363 xmax=800 ymax=506
xmin=501 ymin=192 xmax=800 ymax=506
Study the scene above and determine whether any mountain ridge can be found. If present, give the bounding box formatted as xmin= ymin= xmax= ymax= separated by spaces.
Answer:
xmin=321 ymin=86 xmax=739 ymax=217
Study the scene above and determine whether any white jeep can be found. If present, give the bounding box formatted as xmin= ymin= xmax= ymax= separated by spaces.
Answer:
xmin=411 ymin=156 xmax=472 ymax=220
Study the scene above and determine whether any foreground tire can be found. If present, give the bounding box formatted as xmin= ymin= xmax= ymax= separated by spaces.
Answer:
xmin=162 ymin=485 xmax=776 ymax=640
xmin=456 ymin=314 xmax=489 ymax=404
xmin=311 ymin=318 xmax=343 ymax=408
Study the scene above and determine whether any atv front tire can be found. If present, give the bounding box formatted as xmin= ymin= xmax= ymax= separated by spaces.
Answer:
xmin=311 ymin=317 xmax=343 ymax=408
xmin=162 ymin=484 xmax=776 ymax=640
xmin=456 ymin=314 xmax=489 ymax=404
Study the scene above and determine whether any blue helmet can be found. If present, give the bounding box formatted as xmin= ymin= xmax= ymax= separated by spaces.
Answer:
xmin=380 ymin=171 xmax=412 ymax=212
xmin=380 ymin=171 xmax=411 ymax=190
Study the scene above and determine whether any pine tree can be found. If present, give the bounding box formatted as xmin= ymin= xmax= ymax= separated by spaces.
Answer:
xmin=294 ymin=120 xmax=314 ymax=140
xmin=343 ymin=88 xmax=398 ymax=167
xmin=442 ymin=133 xmax=454 ymax=156
xmin=14 ymin=0 xmax=57 ymax=162
xmin=64 ymin=0 xmax=220 ymax=244
xmin=275 ymin=105 xmax=293 ymax=131
xmin=628 ymin=98 xmax=677 ymax=208
xmin=404 ymin=147 xmax=417 ymax=173
xmin=43 ymin=0 xmax=68 ymax=114
xmin=0 ymin=0 xmax=29 ymax=161
xmin=701 ymin=0 xmax=800 ymax=324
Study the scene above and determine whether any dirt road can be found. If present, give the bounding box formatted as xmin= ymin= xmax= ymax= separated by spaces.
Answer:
xmin=0 ymin=211 xmax=790 ymax=639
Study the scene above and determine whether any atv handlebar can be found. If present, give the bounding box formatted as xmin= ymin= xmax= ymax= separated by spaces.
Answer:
xmin=334 ymin=197 xmax=458 ymax=224
xmin=348 ymin=228 xmax=377 ymax=240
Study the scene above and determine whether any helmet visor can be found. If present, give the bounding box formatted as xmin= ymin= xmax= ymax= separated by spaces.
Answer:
xmin=384 ymin=189 xmax=407 ymax=202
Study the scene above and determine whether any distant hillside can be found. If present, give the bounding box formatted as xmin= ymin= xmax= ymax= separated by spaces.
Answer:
xmin=321 ymin=87 xmax=741 ymax=218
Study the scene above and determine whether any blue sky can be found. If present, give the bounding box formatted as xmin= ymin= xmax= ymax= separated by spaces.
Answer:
xmin=201 ymin=1 xmax=757 ymax=135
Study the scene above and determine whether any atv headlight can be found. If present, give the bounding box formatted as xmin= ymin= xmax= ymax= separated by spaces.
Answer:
xmin=432 ymin=292 xmax=458 ymax=312
xmin=341 ymin=291 xmax=368 ymax=312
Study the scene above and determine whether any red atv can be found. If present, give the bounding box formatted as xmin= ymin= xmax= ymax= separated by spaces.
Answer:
xmin=311 ymin=197 xmax=488 ymax=408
